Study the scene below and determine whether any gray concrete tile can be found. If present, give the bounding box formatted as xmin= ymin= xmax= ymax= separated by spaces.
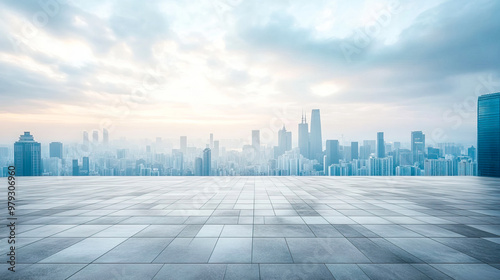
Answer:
xmin=387 ymin=238 xmax=480 ymax=263
xmin=252 ymin=238 xmax=293 ymax=263
xmin=224 ymin=264 xmax=259 ymax=280
xmin=286 ymin=238 xmax=370 ymax=263
xmin=259 ymin=264 xmax=334 ymax=280
xmin=432 ymin=264 xmax=500 ymax=280
xmin=95 ymin=238 xmax=173 ymax=263
xmin=153 ymin=238 xmax=217 ymax=263
xmin=153 ymin=264 xmax=226 ymax=280
xmin=39 ymin=238 xmax=126 ymax=263
xmin=326 ymin=264 xmax=370 ymax=280
xmin=69 ymin=264 xmax=163 ymax=280
xmin=209 ymin=238 xmax=252 ymax=263
xmin=358 ymin=264 xmax=431 ymax=280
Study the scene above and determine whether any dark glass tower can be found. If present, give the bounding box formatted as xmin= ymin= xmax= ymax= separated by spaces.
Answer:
xmin=478 ymin=92 xmax=500 ymax=177
xmin=14 ymin=132 xmax=41 ymax=176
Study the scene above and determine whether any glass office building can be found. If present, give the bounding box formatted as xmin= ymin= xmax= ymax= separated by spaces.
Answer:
xmin=478 ymin=92 xmax=500 ymax=177
xmin=14 ymin=132 xmax=42 ymax=176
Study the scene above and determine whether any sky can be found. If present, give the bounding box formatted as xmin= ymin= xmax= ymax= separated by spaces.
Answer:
xmin=0 ymin=0 xmax=499 ymax=147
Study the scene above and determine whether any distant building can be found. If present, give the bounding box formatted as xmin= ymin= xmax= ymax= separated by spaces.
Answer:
xmin=324 ymin=140 xmax=340 ymax=173
xmin=468 ymin=146 xmax=476 ymax=161
xmin=411 ymin=131 xmax=426 ymax=168
xmin=377 ymin=132 xmax=385 ymax=158
xmin=478 ymin=92 xmax=500 ymax=177
xmin=72 ymin=159 xmax=79 ymax=176
xmin=83 ymin=131 xmax=89 ymax=146
xmin=203 ymin=148 xmax=211 ymax=176
xmin=393 ymin=142 xmax=401 ymax=150
xmin=82 ymin=157 xmax=90 ymax=176
xmin=180 ymin=136 xmax=187 ymax=154
xmin=351 ymin=142 xmax=359 ymax=160
xmin=298 ymin=113 xmax=309 ymax=159
xmin=49 ymin=142 xmax=63 ymax=159
xmin=369 ymin=156 xmax=393 ymax=176
xmin=427 ymin=147 xmax=440 ymax=160
xmin=252 ymin=130 xmax=260 ymax=155
xmin=92 ymin=130 xmax=99 ymax=144
xmin=103 ymin=129 xmax=109 ymax=145
xmin=213 ymin=140 xmax=220 ymax=159
xmin=363 ymin=140 xmax=376 ymax=154
xmin=14 ymin=132 xmax=41 ymax=176
xmin=278 ymin=125 xmax=292 ymax=157
xmin=309 ymin=109 xmax=323 ymax=162
xmin=195 ymin=157 xmax=203 ymax=176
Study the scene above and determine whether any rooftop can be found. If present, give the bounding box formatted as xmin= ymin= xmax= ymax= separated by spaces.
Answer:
xmin=2 ymin=177 xmax=500 ymax=279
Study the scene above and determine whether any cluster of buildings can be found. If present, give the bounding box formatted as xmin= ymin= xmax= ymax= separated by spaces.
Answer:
xmin=1 ymin=93 xmax=499 ymax=177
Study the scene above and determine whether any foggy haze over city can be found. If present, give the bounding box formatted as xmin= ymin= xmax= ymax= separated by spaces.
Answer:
xmin=1 ymin=0 xmax=499 ymax=145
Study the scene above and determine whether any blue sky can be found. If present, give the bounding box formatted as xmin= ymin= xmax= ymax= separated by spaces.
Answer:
xmin=0 ymin=0 xmax=499 ymax=146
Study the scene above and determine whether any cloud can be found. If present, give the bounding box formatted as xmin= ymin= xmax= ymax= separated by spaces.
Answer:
xmin=0 ymin=0 xmax=499 ymax=144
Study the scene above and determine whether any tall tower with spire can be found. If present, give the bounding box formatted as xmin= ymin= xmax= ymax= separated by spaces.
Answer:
xmin=298 ymin=112 xmax=309 ymax=159
xmin=309 ymin=109 xmax=323 ymax=163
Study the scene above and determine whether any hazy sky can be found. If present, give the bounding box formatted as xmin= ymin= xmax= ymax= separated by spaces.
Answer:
xmin=1 ymin=0 xmax=499 ymax=147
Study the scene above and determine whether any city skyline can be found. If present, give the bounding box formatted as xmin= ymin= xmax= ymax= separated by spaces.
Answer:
xmin=1 ymin=108 xmax=481 ymax=177
xmin=1 ymin=0 xmax=500 ymax=145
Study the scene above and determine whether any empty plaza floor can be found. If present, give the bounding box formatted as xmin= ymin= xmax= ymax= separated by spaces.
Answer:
xmin=1 ymin=176 xmax=500 ymax=279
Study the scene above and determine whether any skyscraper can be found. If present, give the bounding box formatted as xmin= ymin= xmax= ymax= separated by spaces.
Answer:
xmin=210 ymin=133 xmax=214 ymax=149
xmin=298 ymin=113 xmax=309 ymax=159
xmin=213 ymin=140 xmax=220 ymax=159
xmin=203 ymin=148 xmax=211 ymax=176
xmin=351 ymin=142 xmax=358 ymax=160
xmin=195 ymin=157 xmax=203 ymax=176
xmin=377 ymin=132 xmax=385 ymax=158
xmin=252 ymin=130 xmax=260 ymax=153
xmin=278 ymin=125 xmax=292 ymax=156
xmin=72 ymin=159 xmax=79 ymax=176
xmin=310 ymin=109 xmax=323 ymax=162
xmin=411 ymin=131 xmax=426 ymax=168
xmin=325 ymin=140 xmax=340 ymax=169
xmin=83 ymin=131 xmax=89 ymax=146
xmin=92 ymin=130 xmax=99 ymax=143
xmin=478 ymin=92 xmax=500 ymax=177
xmin=180 ymin=136 xmax=187 ymax=154
xmin=468 ymin=146 xmax=476 ymax=161
xmin=82 ymin=157 xmax=89 ymax=176
xmin=14 ymin=132 xmax=41 ymax=176
xmin=103 ymin=129 xmax=109 ymax=145
xmin=49 ymin=142 xmax=63 ymax=159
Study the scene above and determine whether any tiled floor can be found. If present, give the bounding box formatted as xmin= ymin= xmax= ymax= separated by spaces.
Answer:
xmin=1 ymin=176 xmax=500 ymax=279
